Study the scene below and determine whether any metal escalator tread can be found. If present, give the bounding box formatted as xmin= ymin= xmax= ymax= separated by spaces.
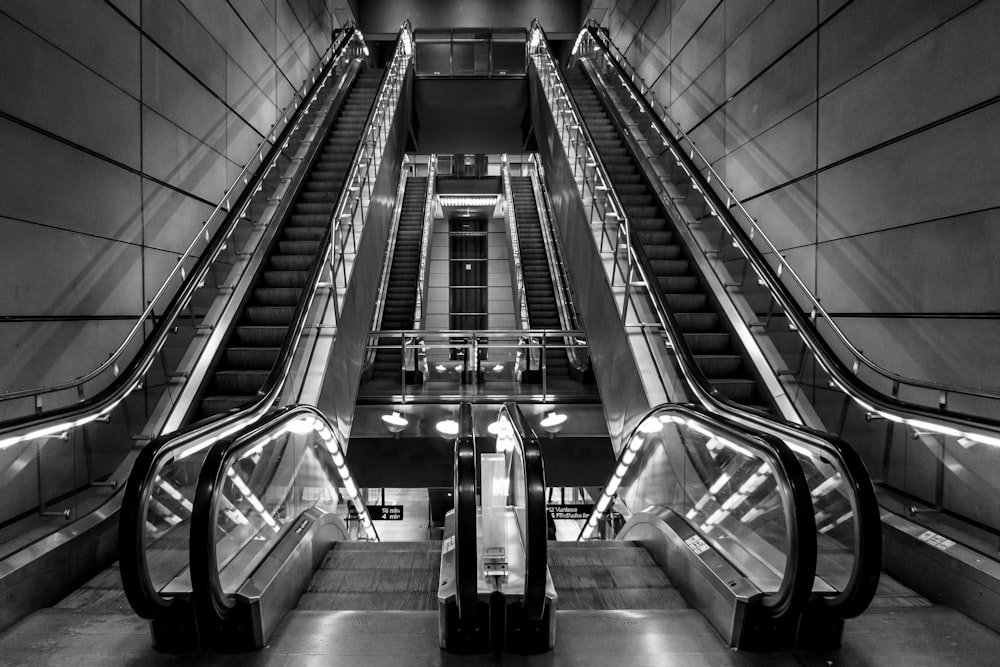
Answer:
xmin=510 ymin=176 xmax=572 ymax=379
xmin=564 ymin=65 xmax=773 ymax=411
xmin=371 ymin=177 xmax=428 ymax=379
xmin=547 ymin=541 xmax=687 ymax=610
xmin=195 ymin=70 xmax=383 ymax=420
xmin=296 ymin=541 xmax=443 ymax=611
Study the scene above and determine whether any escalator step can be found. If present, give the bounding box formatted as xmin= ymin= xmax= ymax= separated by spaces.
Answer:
xmin=224 ymin=347 xmax=280 ymax=369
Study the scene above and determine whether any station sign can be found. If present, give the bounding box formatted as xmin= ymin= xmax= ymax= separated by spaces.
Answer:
xmin=348 ymin=503 xmax=404 ymax=520
xmin=547 ymin=503 xmax=594 ymax=520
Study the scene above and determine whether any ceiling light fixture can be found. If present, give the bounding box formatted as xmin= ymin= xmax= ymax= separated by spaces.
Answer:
xmin=381 ymin=411 xmax=409 ymax=434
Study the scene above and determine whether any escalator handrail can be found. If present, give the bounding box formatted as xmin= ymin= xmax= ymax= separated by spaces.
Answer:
xmin=0 ymin=24 xmax=361 ymax=416
xmin=119 ymin=411 xmax=234 ymax=619
xmin=499 ymin=402 xmax=548 ymax=621
xmin=534 ymin=22 xmax=881 ymax=618
xmin=0 ymin=25 xmax=363 ymax=448
xmin=500 ymin=156 xmax=532 ymax=330
xmin=583 ymin=402 xmax=817 ymax=623
xmin=188 ymin=405 xmax=377 ymax=627
xmin=578 ymin=22 xmax=1000 ymax=424
xmin=120 ymin=20 xmax=416 ymax=620
xmin=455 ymin=403 xmax=478 ymax=622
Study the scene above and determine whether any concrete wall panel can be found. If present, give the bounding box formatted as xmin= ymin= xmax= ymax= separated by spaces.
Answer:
xmin=0 ymin=120 xmax=141 ymax=240
xmin=142 ymin=38 xmax=227 ymax=155
xmin=141 ymin=109 xmax=228 ymax=204
xmin=723 ymin=104 xmax=816 ymax=197
xmin=0 ymin=218 xmax=142 ymax=317
xmin=1 ymin=0 xmax=140 ymax=97
xmin=724 ymin=0 xmax=815 ymax=98
xmin=0 ymin=15 xmax=140 ymax=169
xmin=817 ymin=102 xmax=1000 ymax=241
xmin=725 ymin=35 xmax=816 ymax=148
xmin=816 ymin=210 xmax=1000 ymax=314
xmin=818 ymin=0 xmax=978 ymax=96
xmin=818 ymin=1 xmax=1000 ymax=166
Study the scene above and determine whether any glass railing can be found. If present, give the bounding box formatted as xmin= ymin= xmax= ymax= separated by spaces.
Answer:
xmin=581 ymin=404 xmax=816 ymax=623
xmin=362 ymin=328 xmax=591 ymax=400
xmin=528 ymin=20 xmax=880 ymax=619
xmin=0 ymin=26 xmax=369 ymax=562
xmin=572 ymin=22 xmax=1000 ymax=545
xmin=187 ymin=406 xmax=375 ymax=650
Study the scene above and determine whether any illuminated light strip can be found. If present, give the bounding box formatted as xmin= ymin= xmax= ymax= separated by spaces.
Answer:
xmin=820 ymin=511 xmax=854 ymax=534
xmin=437 ymin=196 xmax=499 ymax=208
xmin=708 ymin=473 xmax=731 ymax=495
xmin=810 ymin=475 xmax=842 ymax=499
xmin=226 ymin=468 xmax=280 ymax=532
xmin=157 ymin=479 xmax=194 ymax=513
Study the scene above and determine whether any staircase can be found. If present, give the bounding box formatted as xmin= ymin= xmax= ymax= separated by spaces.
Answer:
xmin=196 ymin=70 xmax=382 ymax=419
xmin=510 ymin=176 xmax=570 ymax=380
xmin=564 ymin=66 xmax=772 ymax=412
xmin=371 ymin=177 xmax=428 ymax=380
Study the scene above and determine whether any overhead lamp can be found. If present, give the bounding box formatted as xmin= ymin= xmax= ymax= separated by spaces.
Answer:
xmin=492 ymin=364 xmax=504 ymax=373
xmin=381 ymin=411 xmax=408 ymax=434
xmin=436 ymin=418 xmax=459 ymax=438
xmin=539 ymin=411 xmax=567 ymax=434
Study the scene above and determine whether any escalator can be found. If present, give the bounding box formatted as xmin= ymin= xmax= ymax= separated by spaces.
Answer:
xmin=497 ymin=401 xmax=815 ymax=651
xmin=196 ymin=69 xmax=382 ymax=419
xmin=510 ymin=176 xmax=571 ymax=381
xmin=564 ymin=66 xmax=774 ymax=413
xmin=370 ymin=176 xmax=428 ymax=380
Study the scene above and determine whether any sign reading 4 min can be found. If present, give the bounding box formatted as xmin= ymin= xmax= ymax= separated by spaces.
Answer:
xmin=347 ymin=503 xmax=404 ymax=520
xmin=369 ymin=504 xmax=403 ymax=520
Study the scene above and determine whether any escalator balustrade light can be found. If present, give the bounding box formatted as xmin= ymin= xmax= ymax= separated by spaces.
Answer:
xmin=435 ymin=418 xmax=459 ymax=438
xmin=380 ymin=411 xmax=408 ymax=434
xmin=637 ymin=418 xmax=663 ymax=434
xmin=708 ymin=473 xmax=731 ymax=496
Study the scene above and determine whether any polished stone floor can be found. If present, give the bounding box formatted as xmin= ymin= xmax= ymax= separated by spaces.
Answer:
xmin=2 ymin=603 xmax=1000 ymax=666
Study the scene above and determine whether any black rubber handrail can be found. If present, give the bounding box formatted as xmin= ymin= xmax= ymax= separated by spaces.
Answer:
xmin=454 ymin=402 xmax=478 ymax=623
xmin=531 ymin=19 xmax=880 ymax=620
xmin=188 ymin=404 xmax=376 ymax=632
xmin=575 ymin=24 xmax=886 ymax=616
xmin=499 ymin=402 xmax=548 ymax=621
